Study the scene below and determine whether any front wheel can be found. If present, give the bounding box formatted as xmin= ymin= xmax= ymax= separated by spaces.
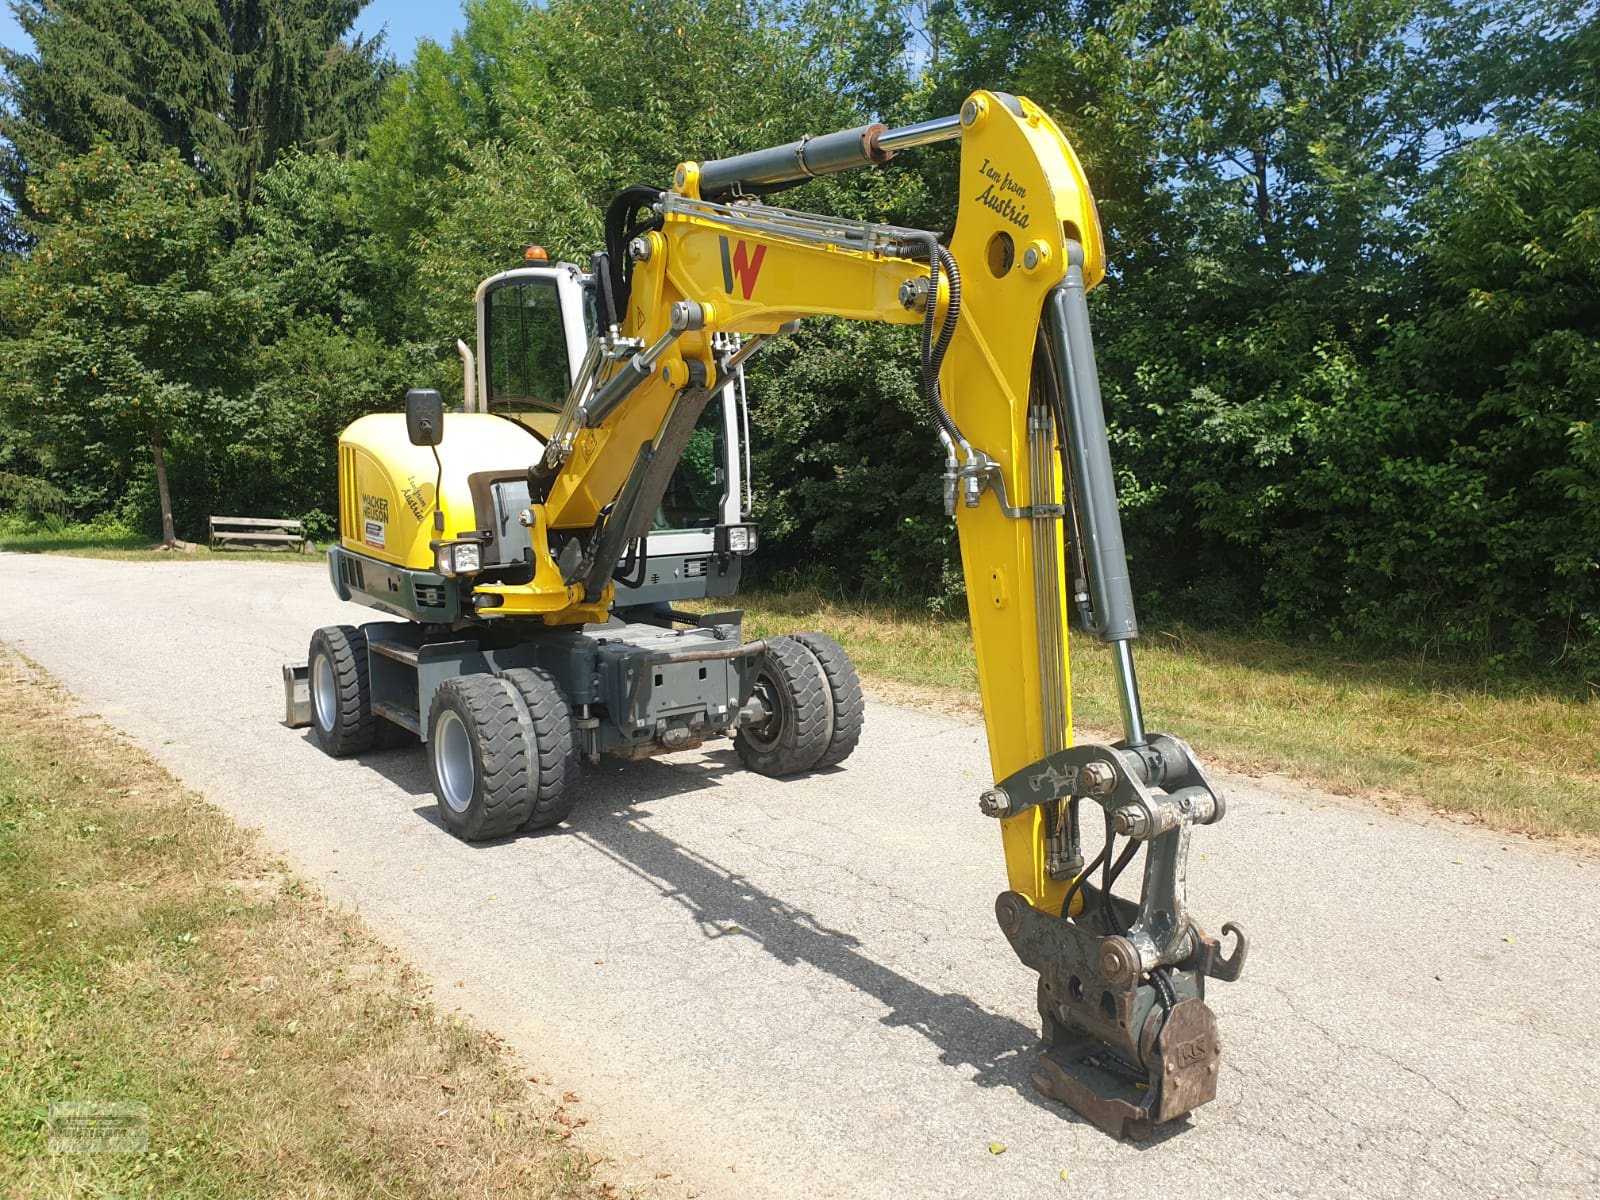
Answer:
xmin=428 ymin=674 xmax=536 ymax=841
xmin=735 ymin=636 xmax=832 ymax=777
xmin=428 ymin=672 xmax=581 ymax=840
xmin=498 ymin=668 xmax=580 ymax=830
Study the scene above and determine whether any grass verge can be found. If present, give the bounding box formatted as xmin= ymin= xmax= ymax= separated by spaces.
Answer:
xmin=0 ymin=647 xmax=615 ymax=1199
xmin=724 ymin=588 xmax=1600 ymax=841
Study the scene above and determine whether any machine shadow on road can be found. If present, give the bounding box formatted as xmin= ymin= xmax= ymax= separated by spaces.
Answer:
xmin=350 ymin=736 xmax=1189 ymax=1143
xmin=575 ymin=752 xmax=1189 ymax=1142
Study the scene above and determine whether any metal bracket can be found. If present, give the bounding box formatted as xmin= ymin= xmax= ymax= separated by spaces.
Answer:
xmin=946 ymin=447 xmax=1064 ymax=520
xmin=985 ymin=735 xmax=1229 ymax=973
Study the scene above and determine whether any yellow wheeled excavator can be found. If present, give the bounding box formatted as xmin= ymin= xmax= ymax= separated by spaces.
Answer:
xmin=286 ymin=90 xmax=1247 ymax=1138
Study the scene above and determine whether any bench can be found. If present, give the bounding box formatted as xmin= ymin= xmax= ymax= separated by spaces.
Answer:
xmin=208 ymin=515 xmax=309 ymax=553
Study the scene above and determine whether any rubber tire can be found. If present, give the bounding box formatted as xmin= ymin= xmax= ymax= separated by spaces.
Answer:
xmin=735 ymin=635 xmax=832 ymax=777
xmin=498 ymin=668 xmax=581 ymax=830
xmin=308 ymin=625 xmax=377 ymax=757
xmin=428 ymin=674 xmax=536 ymax=841
xmin=792 ymin=632 xmax=864 ymax=768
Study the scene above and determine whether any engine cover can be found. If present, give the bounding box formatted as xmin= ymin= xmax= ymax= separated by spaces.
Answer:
xmin=338 ymin=412 xmax=544 ymax=571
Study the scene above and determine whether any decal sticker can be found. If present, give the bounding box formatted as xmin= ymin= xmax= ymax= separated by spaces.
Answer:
xmin=401 ymin=475 xmax=428 ymax=520
xmin=361 ymin=494 xmax=389 ymax=549
xmin=719 ymin=236 xmax=768 ymax=300
xmin=974 ymin=157 xmax=1031 ymax=229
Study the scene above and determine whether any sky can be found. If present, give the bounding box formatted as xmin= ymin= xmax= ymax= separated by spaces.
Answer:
xmin=0 ymin=1 xmax=467 ymax=63
xmin=353 ymin=0 xmax=466 ymax=59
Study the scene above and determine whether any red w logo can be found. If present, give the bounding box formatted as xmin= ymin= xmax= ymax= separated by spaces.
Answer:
xmin=719 ymin=236 xmax=767 ymax=300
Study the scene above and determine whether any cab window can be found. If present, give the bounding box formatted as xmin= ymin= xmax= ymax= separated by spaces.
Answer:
xmin=484 ymin=278 xmax=571 ymax=413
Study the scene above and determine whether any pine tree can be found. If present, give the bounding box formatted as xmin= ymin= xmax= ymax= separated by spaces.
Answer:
xmin=0 ymin=0 xmax=391 ymax=227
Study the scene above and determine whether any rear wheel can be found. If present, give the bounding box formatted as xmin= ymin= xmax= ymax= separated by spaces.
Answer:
xmin=735 ymin=635 xmax=832 ymax=777
xmin=428 ymin=674 xmax=535 ymax=841
xmin=308 ymin=625 xmax=376 ymax=757
xmin=792 ymin=632 xmax=864 ymax=768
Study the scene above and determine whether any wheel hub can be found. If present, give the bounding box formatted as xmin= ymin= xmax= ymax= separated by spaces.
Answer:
xmin=743 ymin=672 xmax=782 ymax=750
xmin=311 ymin=653 xmax=337 ymax=732
xmin=433 ymin=709 xmax=476 ymax=814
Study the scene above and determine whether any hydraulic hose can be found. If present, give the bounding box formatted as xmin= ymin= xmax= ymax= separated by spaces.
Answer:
xmin=906 ymin=233 xmax=967 ymax=453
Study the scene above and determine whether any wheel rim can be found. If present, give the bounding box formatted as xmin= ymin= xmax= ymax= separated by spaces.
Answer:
xmin=743 ymin=670 xmax=784 ymax=751
xmin=433 ymin=709 xmax=475 ymax=814
xmin=311 ymin=652 xmax=337 ymax=732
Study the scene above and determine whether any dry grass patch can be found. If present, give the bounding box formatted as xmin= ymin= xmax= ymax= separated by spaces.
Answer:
xmin=0 ymin=649 xmax=620 ymax=1199
xmin=720 ymin=589 xmax=1600 ymax=841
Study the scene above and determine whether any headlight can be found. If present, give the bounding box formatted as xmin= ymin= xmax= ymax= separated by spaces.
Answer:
xmin=434 ymin=541 xmax=482 ymax=577
xmin=716 ymin=523 xmax=758 ymax=556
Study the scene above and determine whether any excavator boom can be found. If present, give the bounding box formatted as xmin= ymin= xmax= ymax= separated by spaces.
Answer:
xmin=491 ymin=90 xmax=1248 ymax=1136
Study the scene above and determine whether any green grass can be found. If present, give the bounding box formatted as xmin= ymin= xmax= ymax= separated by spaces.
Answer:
xmin=0 ymin=520 xmax=322 ymax=563
xmin=0 ymin=649 xmax=613 ymax=1199
xmin=722 ymin=588 xmax=1600 ymax=840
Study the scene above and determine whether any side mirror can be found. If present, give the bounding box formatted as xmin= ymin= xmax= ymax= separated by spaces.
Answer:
xmin=406 ymin=388 xmax=444 ymax=447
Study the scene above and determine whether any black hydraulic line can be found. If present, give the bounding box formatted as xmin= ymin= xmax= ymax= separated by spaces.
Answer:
xmin=591 ymin=250 xmax=619 ymax=329
xmin=604 ymin=185 xmax=664 ymax=320
xmin=1100 ymin=818 xmax=1115 ymax=928
xmin=1150 ymin=966 xmax=1179 ymax=1013
xmin=1060 ymin=809 xmax=1115 ymax=920
xmin=913 ymin=237 xmax=965 ymax=448
xmin=1100 ymin=837 xmax=1141 ymax=934
xmin=613 ymin=536 xmax=647 ymax=589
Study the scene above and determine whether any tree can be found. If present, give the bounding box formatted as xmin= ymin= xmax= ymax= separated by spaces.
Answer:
xmin=0 ymin=0 xmax=392 ymax=224
xmin=357 ymin=0 xmax=959 ymax=593
xmin=218 ymin=150 xmax=439 ymax=539
xmin=0 ymin=146 xmax=256 ymax=542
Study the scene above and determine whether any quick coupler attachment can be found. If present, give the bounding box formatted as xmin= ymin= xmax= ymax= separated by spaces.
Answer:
xmin=984 ymin=736 xmax=1248 ymax=1138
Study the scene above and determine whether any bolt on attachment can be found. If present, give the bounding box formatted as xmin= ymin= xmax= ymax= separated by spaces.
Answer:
xmin=1078 ymin=760 xmax=1117 ymax=796
xmin=1112 ymin=805 xmax=1150 ymax=838
xmin=898 ymin=276 xmax=930 ymax=312
xmin=978 ymin=787 xmax=1012 ymax=817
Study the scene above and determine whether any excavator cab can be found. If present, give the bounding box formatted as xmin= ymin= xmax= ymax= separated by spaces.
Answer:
xmin=469 ymin=262 xmax=752 ymax=612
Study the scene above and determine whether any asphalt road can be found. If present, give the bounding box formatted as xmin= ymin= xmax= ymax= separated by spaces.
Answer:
xmin=4 ymin=553 xmax=1597 ymax=1200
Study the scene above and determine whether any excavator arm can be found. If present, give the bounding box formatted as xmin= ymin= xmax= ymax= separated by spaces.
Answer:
xmin=488 ymin=90 xmax=1248 ymax=1136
